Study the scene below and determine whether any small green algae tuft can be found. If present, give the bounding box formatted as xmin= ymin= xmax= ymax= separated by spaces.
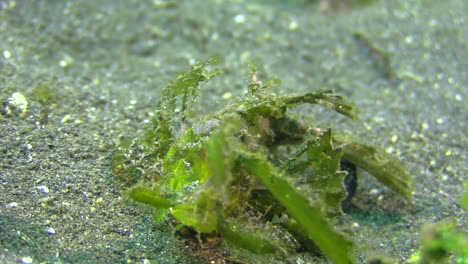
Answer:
xmin=408 ymin=221 xmax=468 ymax=264
xmin=112 ymin=59 xmax=413 ymax=263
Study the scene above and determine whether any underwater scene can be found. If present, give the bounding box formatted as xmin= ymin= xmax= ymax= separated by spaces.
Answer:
xmin=0 ymin=0 xmax=467 ymax=263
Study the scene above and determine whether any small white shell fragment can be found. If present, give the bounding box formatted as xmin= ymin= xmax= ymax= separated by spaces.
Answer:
xmin=222 ymin=92 xmax=232 ymax=99
xmin=21 ymin=257 xmax=33 ymax=264
xmin=234 ymin=14 xmax=246 ymax=24
xmin=289 ymin=20 xmax=298 ymax=30
xmin=36 ymin=185 xmax=50 ymax=194
xmin=3 ymin=50 xmax=11 ymax=59
xmin=61 ymin=114 xmax=71 ymax=123
xmin=45 ymin=227 xmax=56 ymax=234
xmin=6 ymin=92 xmax=28 ymax=116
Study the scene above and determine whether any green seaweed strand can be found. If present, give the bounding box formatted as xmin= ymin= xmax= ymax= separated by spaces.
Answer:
xmin=240 ymin=153 xmax=355 ymax=264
